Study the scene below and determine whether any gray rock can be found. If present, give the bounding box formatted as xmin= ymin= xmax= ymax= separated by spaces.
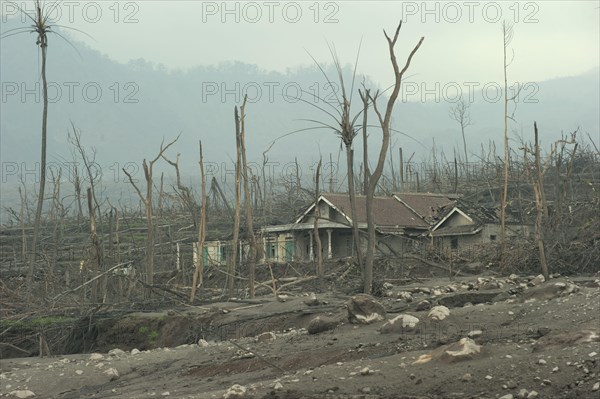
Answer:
xmin=380 ymin=314 xmax=420 ymax=334
xmin=415 ymin=300 xmax=431 ymax=311
xmin=8 ymin=391 xmax=36 ymax=399
xmin=428 ymin=306 xmax=450 ymax=321
xmin=307 ymin=316 xmax=338 ymax=334
xmin=346 ymin=294 xmax=386 ymax=324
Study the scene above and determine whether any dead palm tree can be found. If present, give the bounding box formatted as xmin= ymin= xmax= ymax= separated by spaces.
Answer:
xmin=2 ymin=1 xmax=91 ymax=288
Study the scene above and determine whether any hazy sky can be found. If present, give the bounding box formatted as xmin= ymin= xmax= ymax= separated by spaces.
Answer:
xmin=3 ymin=0 xmax=599 ymax=89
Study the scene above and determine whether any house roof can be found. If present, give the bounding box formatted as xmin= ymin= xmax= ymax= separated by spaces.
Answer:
xmin=393 ymin=193 xmax=460 ymax=224
xmin=299 ymin=193 xmax=429 ymax=229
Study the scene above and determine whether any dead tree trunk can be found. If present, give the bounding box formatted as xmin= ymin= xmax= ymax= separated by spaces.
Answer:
xmin=123 ymin=136 xmax=179 ymax=296
xmin=228 ymin=106 xmax=243 ymax=298
xmin=191 ymin=141 xmax=207 ymax=302
xmin=366 ymin=22 xmax=424 ymax=294
xmin=313 ymin=159 xmax=324 ymax=276
xmin=238 ymin=97 xmax=259 ymax=298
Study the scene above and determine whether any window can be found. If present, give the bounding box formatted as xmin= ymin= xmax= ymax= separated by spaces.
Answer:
xmin=450 ymin=237 xmax=459 ymax=250
xmin=266 ymin=241 xmax=277 ymax=260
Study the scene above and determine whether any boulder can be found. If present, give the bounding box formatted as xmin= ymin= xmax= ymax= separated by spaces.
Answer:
xmin=380 ymin=314 xmax=420 ymax=334
xmin=428 ymin=306 xmax=450 ymax=321
xmin=346 ymin=294 xmax=386 ymax=324
xmin=415 ymin=300 xmax=431 ymax=311
xmin=414 ymin=338 xmax=482 ymax=364
xmin=529 ymin=274 xmax=545 ymax=286
xmin=533 ymin=329 xmax=599 ymax=352
xmin=303 ymin=293 xmax=321 ymax=307
xmin=223 ymin=384 xmax=251 ymax=399
xmin=255 ymin=332 xmax=276 ymax=342
xmin=307 ymin=316 xmax=338 ymax=334
xmin=522 ymin=280 xmax=579 ymax=302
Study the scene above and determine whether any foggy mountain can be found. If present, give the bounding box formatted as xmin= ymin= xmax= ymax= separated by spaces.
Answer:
xmin=1 ymin=18 xmax=598 ymax=191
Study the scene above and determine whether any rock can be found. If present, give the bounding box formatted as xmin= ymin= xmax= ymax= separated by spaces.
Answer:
xmin=592 ymin=382 xmax=599 ymax=392
xmin=9 ymin=391 xmax=36 ymax=399
xmin=360 ymin=367 xmax=373 ymax=376
xmin=522 ymin=279 xmax=579 ymax=302
xmin=103 ymin=367 xmax=120 ymax=381
xmin=529 ymin=274 xmax=545 ymax=286
xmin=273 ymin=382 xmax=283 ymax=390
xmin=361 ymin=387 xmax=371 ymax=394
xmin=89 ymin=353 xmax=104 ymax=360
xmin=499 ymin=395 xmax=513 ymax=399
xmin=485 ymin=375 xmax=492 ymax=380
xmin=415 ymin=300 xmax=431 ymax=311
xmin=428 ymin=306 xmax=450 ymax=321
xmin=380 ymin=314 xmax=420 ymax=334
xmin=223 ymin=384 xmax=249 ymax=399
xmin=303 ymin=293 xmax=320 ymax=306
xmin=346 ymin=294 xmax=386 ymax=324
xmin=256 ymin=332 xmax=276 ymax=342
xmin=533 ymin=329 xmax=599 ymax=352
xmin=506 ymin=380 xmax=517 ymax=389
xmin=527 ymin=391 xmax=539 ymax=398
xmin=517 ymin=388 xmax=528 ymax=398
xmin=198 ymin=339 xmax=210 ymax=347
xmin=414 ymin=338 xmax=482 ymax=364
xmin=307 ymin=316 xmax=337 ymax=334
xmin=75 ymin=370 xmax=84 ymax=375
xmin=492 ymin=291 xmax=511 ymax=303
xmin=396 ymin=291 xmax=413 ymax=301
xmin=538 ymin=359 xmax=546 ymax=365
xmin=461 ymin=373 xmax=472 ymax=382
xmin=589 ymin=351 xmax=598 ymax=357
xmin=108 ymin=348 xmax=125 ymax=356
xmin=480 ymin=280 xmax=502 ymax=290
xmin=131 ymin=348 xmax=140 ymax=355
xmin=467 ymin=330 xmax=482 ymax=338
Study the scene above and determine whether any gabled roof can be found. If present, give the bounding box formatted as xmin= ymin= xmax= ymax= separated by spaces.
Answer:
xmin=393 ymin=192 xmax=459 ymax=224
xmin=297 ymin=193 xmax=429 ymax=229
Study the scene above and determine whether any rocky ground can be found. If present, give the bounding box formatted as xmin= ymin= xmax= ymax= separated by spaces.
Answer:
xmin=1 ymin=273 xmax=599 ymax=399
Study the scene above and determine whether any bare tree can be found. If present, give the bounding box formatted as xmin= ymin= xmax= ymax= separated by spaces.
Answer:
xmin=305 ymin=44 xmax=364 ymax=271
xmin=227 ymin=103 xmax=244 ymax=297
xmin=162 ymin=153 xmax=198 ymax=226
xmin=190 ymin=141 xmax=207 ymax=302
xmin=313 ymin=159 xmax=324 ymax=276
xmin=238 ymin=97 xmax=259 ymax=298
xmin=449 ymin=98 xmax=473 ymax=178
xmin=123 ymin=136 xmax=179 ymax=294
xmin=366 ymin=22 xmax=424 ymax=293
xmin=500 ymin=21 xmax=521 ymax=243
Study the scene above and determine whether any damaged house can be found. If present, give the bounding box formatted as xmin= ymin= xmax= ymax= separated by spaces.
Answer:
xmin=259 ymin=192 xmax=533 ymax=263
xmin=260 ymin=193 xmax=430 ymax=263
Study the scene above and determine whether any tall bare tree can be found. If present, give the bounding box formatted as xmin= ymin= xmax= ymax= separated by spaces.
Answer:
xmin=227 ymin=103 xmax=244 ymax=297
xmin=238 ymin=97 xmax=259 ymax=298
xmin=305 ymin=44 xmax=364 ymax=271
xmin=366 ymin=22 xmax=424 ymax=293
xmin=123 ymin=136 xmax=179 ymax=294
xmin=449 ymin=98 xmax=473 ymax=179
xmin=313 ymin=159 xmax=324 ymax=276
xmin=190 ymin=141 xmax=207 ymax=302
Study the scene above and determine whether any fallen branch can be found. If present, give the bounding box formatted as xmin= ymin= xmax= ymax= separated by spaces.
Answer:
xmin=0 ymin=342 xmax=31 ymax=355
xmin=405 ymin=254 xmax=463 ymax=276
xmin=50 ymin=262 xmax=133 ymax=302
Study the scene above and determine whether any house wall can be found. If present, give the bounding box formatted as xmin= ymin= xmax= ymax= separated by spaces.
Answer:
xmin=433 ymin=223 xmax=533 ymax=255
xmin=444 ymin=212 xmax=473 ymax=227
